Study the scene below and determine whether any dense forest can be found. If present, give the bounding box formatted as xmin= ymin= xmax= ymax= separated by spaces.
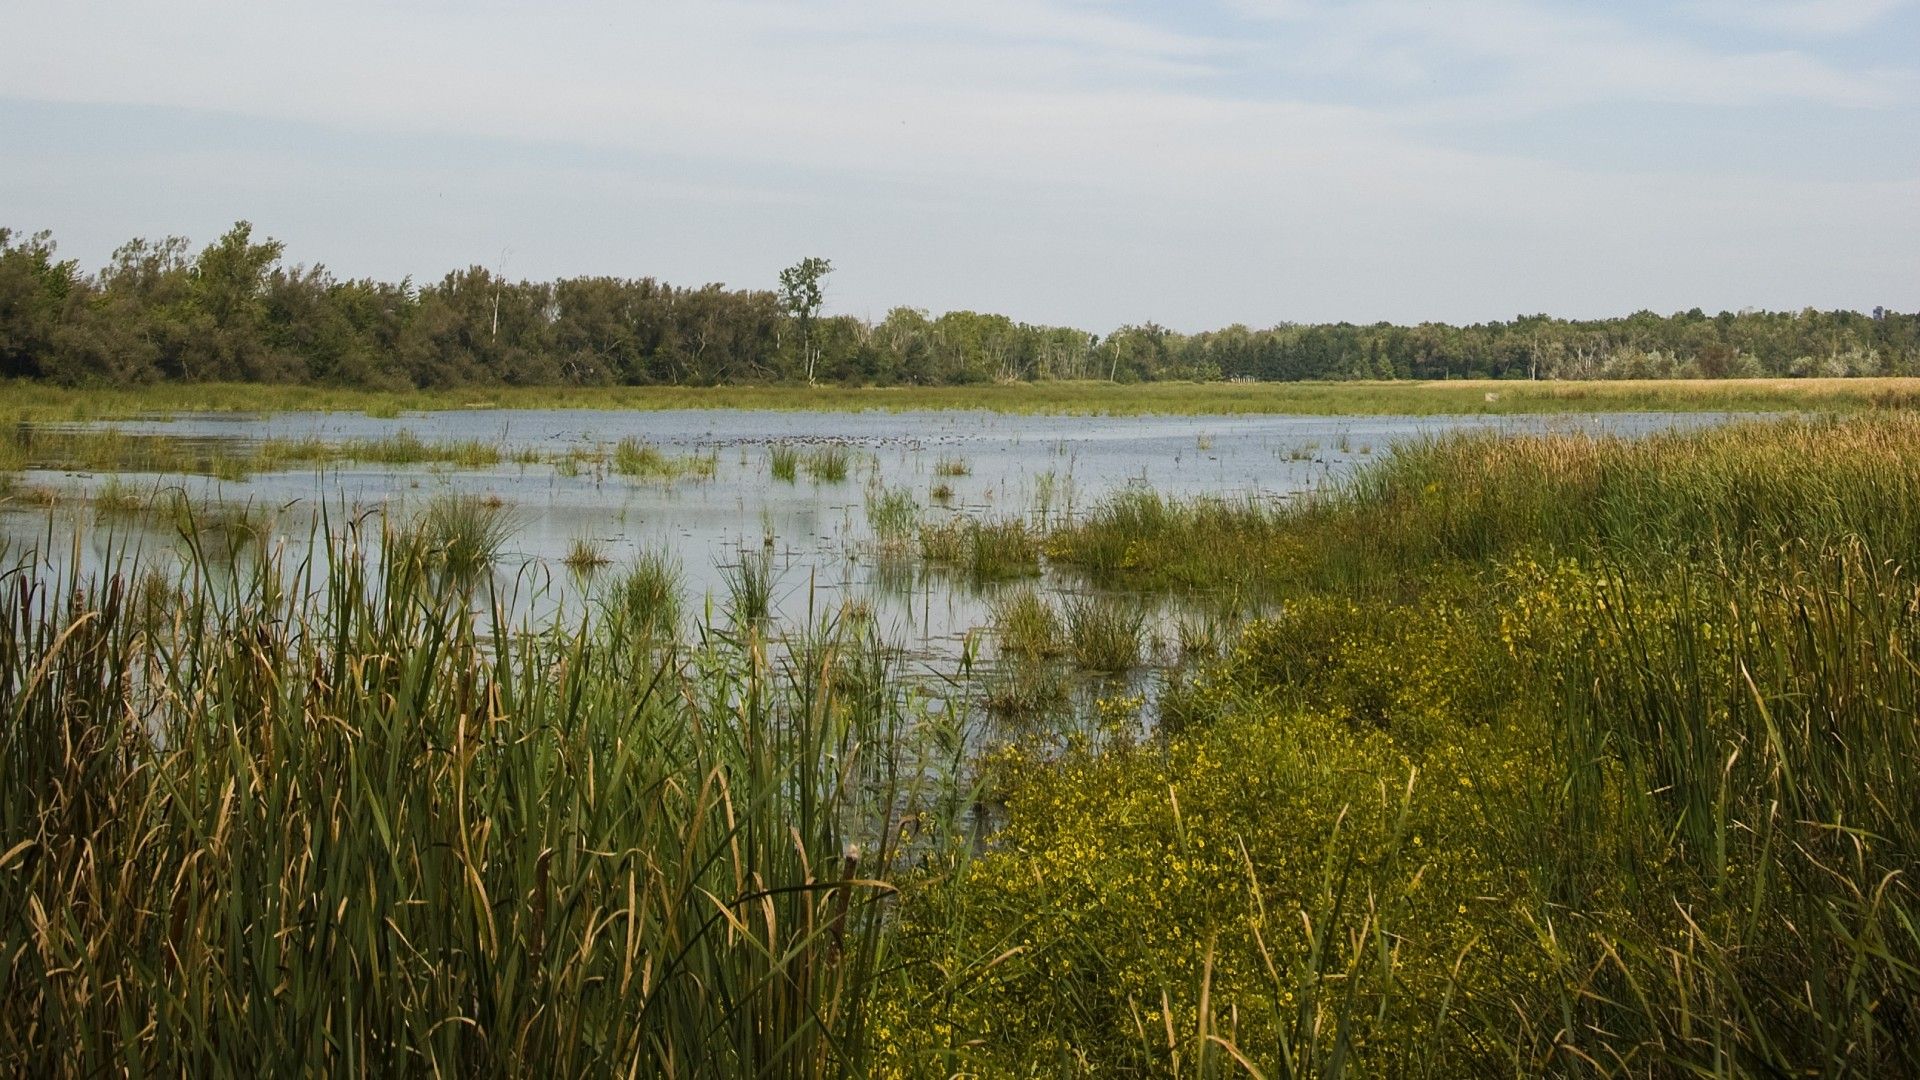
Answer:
xmin=3 ymin=222 xmax=1916 ymax=388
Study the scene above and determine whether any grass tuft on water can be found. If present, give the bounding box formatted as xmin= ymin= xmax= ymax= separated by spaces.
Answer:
xmin=805 ymin=444 xmax=851 ymax=483
xmin=991 ymin=587 xmax=1064 ymax=660
xmin=1063 ymin=593 xmax=1145 ymax=671
xmin=768 ymin=442 xmax=800 ymax=482
xmin=562 ymin=535 xmax=610 ymax=574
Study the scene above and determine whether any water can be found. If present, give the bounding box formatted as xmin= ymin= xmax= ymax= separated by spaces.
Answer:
xmin=1 ymin=407 xmax=1742 ymax=672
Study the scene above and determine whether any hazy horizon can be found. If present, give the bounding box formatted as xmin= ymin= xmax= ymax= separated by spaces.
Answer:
xmin=4 ymin=0 xmax=1916 ymax=334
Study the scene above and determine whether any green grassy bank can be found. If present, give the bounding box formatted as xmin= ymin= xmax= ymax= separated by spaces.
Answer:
xmin=9 ymin=375 xmax=1920 ymax=421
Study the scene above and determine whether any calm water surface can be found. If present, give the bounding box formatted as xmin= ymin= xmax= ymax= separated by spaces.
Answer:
xmin=2 ymin=408 xmax=1742 ymax=671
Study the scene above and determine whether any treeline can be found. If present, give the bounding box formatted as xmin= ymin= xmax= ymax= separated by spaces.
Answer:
xmin=3 ymin=222 xmax=1917 ymax=388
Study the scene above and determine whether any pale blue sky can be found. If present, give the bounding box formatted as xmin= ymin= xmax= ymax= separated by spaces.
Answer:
xmin=2 ymin=0 xmax=1915 ymax=330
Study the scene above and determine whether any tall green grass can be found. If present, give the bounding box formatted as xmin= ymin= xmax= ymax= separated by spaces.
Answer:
xmin=0 ymin=517 xmax=939 ymax=1076
xmin=919 ymin=516 xmax=1041 ymax=582
xmin=894 ymin=414 xmax=1920 ymax=1076
xmin=612 ymin=437 xmax=716 ymax=481
xmin=864 ymin=486 xmax=919 ymax=547
xmin=1051 ymin=413 xmax=1920 ymax=592
xmin=11 ymin=413 xmax=1920 ymax=1075
xmin=769 ymin=442 xmax=801 ymax=482
xmin=805 ymin=445 xmax=852 ymax=483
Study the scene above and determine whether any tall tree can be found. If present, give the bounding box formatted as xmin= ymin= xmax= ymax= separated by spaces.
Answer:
xmin=778 ymin=256 xmax=832 ymax=384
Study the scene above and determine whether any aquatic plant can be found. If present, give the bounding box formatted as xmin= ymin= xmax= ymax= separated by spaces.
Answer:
xmin=769 ymin=442 xmax=800 ymax=482
xmin=982 ymin=659 xmax=1070 ymax=723
xmin=603 ymin=546 xmax=683 ymax=643
xmin=919 ymin=516 xmax=1040 ymax=582
xmin=0 ymin=520 xmax=926 ymax=1076
xmin=562 ymin=535 xmax=610 ymax=573
xmin=723 ymin=548 xmax=779 ymax=623
xmin=864 ymin=485 xmax=919 ymax=546
xmin=1063 ymin=593 xmax=1144 ymax=671
xmin=805 ymin=444 xmax=851 ymax=483
xmin=415 ymin=492 xmax=519 ymax=580
xmin=990 ymin=587 xmax=1063 ymax=660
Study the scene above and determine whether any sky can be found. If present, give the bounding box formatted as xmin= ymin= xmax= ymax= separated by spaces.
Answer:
xmin=2 ymin=0 xmax=1916 ymax=331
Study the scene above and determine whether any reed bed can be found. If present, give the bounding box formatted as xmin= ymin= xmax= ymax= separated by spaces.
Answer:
xmin=1051 ymin=413 xmax=1920 ymax=592
xmin=0 ymin=518 xmax=944 ymax=1076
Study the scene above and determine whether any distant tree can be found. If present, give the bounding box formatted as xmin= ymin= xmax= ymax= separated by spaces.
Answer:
xmin=0 ymin=228 xmax=78 ymax=378
xmin=778 ymin=256 xmax=832 ymax=384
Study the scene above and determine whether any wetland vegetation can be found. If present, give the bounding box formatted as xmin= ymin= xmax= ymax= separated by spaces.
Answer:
xmin=12 ymin=376 xmax=1920 ymax=422
xmin=3 ymin=405 xmax=1919 ymax=1076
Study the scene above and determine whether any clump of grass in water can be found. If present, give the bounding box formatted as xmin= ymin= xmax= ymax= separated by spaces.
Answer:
xmin=865 ymin=485 xmax=919 ymax=547
xmin=603 ymin=546 xmax=683 ymax=643
xmin=934 ymin=455 xmax=971 ymax=478
xmin=415 ymin=492 xmax=519 ymax=580
xmin=169 ymin=497 xmax=279 ymax=564
xmin=983 ymin=658 xmax=1070 ymax=722
xmin=991 ymin=587 xmax=1064 ymax=660
xmin=769 ymin=443 xmax=800 ymax=482
xmin=562 ymin=536 xmax=610 ymax=574
xmin=614 ymin=437 xmax=667 ymax=476
xmin=723 ymin=548 xmax=778 ymax=623
xmin=805 ymin=444 xmax=851 ymax=483
xmin=612 ymin=437 xmax=716 ymax=481
xmin=919 ymin=516 xmax=1040 ymax=582
xmin=91 ymin=478 xmax=149 ymax=518
xmin=930 ymin=481 xmax=955 ymax=505
xmin=1064 ymin=593 xmax=1145 ymax=671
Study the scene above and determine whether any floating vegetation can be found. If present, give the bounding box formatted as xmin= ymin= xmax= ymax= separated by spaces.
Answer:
xmin=933 ymin=455 xmax=971 ymax=477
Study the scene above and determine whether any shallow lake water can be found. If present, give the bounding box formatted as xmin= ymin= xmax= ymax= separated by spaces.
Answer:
xmin=3 ymin=407 xmax=1743 ymax=675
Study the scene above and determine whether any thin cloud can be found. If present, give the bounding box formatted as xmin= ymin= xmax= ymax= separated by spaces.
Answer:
xmin=1686 ymin=0 xmax=1911 ymax=36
